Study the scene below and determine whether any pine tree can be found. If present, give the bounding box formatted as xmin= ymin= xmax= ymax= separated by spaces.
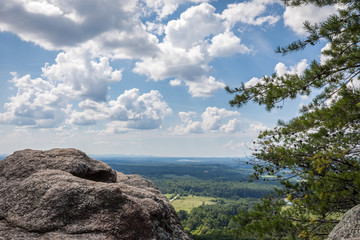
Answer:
xmin=227 ymin=0 xmax=360 ymax=238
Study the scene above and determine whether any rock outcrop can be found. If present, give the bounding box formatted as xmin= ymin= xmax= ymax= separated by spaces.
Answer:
xmin=0 ymin=148 xmax=191 ymax=240
xmin=327 ymin=205 xmax=360 ymax=240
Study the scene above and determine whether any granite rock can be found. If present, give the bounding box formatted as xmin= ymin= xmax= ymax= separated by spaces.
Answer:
xmin=328 ymin=205 xmax=360 ymax=240
xmin=0 ymin=148 xmax=190 ymax=240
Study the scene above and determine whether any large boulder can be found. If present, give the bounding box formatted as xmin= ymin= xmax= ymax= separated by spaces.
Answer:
xmin=0 ymin=148 xmax=191 ymax=240
xmin=327 ymin=205 xmax=360 ymax=240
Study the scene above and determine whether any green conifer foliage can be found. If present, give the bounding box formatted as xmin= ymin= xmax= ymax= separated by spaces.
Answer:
xmin=227 ymin=0 xmax=360 ymax=239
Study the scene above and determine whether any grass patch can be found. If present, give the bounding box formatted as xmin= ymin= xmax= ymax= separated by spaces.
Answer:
xmin=164 ymin=194 xmax=173 ymax=200
xmin=170 ymin=195 xmax=217 ymax=212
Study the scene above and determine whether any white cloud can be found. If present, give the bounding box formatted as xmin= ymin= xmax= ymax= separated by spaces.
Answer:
xmin=134 ymin=41 xmax=226 ymax=97
xmin=301 ymin=95 xmax=309 ymax=101
xmin=320 ymin=42 xmax=332 ymax=65
xmin=244 ymin=59 xmax=308 ymax=89
xmin=274 ymin=59 xmax=308 ymax=77
xmin=135 ymin=1 xmax=270 ymax=97
xmin=66 ymin=100 xmax=108 ymax=126
xmin=220 ymin=119 xmax=242 ymax=134
xmin=250 ymin=122 xmax=270 ymax=132
xmin=222 ymin=0 xmax=280 ymax=28
xmin=142 ymin=0 xmax=210 ymax=19
xmin=1 ymin=0 xmax=278 ymax=101
xmin=109 ymin=89 xmax=172 ymax=125
xmin=284 ymin=4 xmax=338 ymax=35
xmin=0 ymin=70 xmax=171 ymax=131
xmin=173 ymin=111 xmax=203 ymax=134
xmin=208 ymin=31 xmax=251 ymax=57
xmin=92 ymin=26 xmax=160 ymax=60
xmin=68 ymin=89 xmax=172 ymax=131
xmin=0 ymin=0 xmax=282 ymax=103
xmin=0 ymin=0 xmax=284 ymax=134
xmin=42 ymin=48 xmax=123 ymax=102
xmin=185 ymin=76 xmax=226 ymax=97
xmin=179 ymin=111 xmax=197 ymax=123
xmin=0 ymin=0 xmax=141 ymax=50
xmin=244 ymin=76 xmax=265 ymax=89
xmin=146 ymin=21 xmax=165 ymax=36
xmin=134 ymin=43 xmax=206 ymax=82
xmin=169 ymin=79 xmax=182 ymax=86
xmin=67 ymin=110 xmax=98 ymax=126
xmin=201 ymin=107 xmax=240 ymax=130
xmin=24 ymin=1 xmax=63 ymax=17
xmin=172 ymin=107 xmax=241 ymax=134
xmin=173 ymin=120 xmax=203 ymax=134
xmin=165 ymin=3 xmax=224 ymax=49
xmin=0 ymin=74 xmax=69 ymax=128
xmin=102 ymin=121 xmax=130 ymax=134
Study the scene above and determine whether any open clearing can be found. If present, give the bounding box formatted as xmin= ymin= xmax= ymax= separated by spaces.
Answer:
xmin=166 ymin=195 xmax=217 ymax=212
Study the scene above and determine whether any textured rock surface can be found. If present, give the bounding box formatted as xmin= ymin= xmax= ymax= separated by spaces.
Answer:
xmin=0 ymin=148 xmax=190 ymax=240
xmin=327 ymin=205 xmax=360 ymax=240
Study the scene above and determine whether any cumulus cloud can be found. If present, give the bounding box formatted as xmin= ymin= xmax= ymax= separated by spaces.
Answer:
xmin=274 ymin=59 xmax=308 ymax=77
xmin=137 ymin=0 xmax=278 ymax=97
xmin=146 ymin=21 xmax=165 ymax=36
xmin=134 ymin=43 xmax=206 ymax=82
xmin=0 ymin=70 xmax=171 ymax=131
xmin=201 ymin=107 xmax=240 ymax=130
xmin=284 ymin=4 xmax=338 ymax=35
xmin=320 ymin=42 xmax=332 ymax=65
xmin=172 ymin=111 xmax=203 ymax=134
xmin=0 ymin=0 xmax=171 ymax=130
xmin=0 ymin=0 xmax=140 ymax=50
xmin=0 ymin=74 xmax=70 ymax=128
xmin=68 ymin=89 xmax=172 ymax=131
xmin=134 ymin=41 xmax=226 ymax=97
xmin=222 ymin=0 xmax=280 ymax=28
xmin=220 ymin=119 xmax=242 ymax=134
xmin=135 ymin=4 xmax=221 ymax=95
xmin=244 ymin=59 xmax=308 ymax=89
xmin=172 ymin=107 xmax=241 ymax=134
xmin=169 ymin=79 xmax=182 ymax=86
xmin=208 ymin=31 xmax=251 ymax=57
xmin=93 ymin=26 xmax=160 ymax=60
xmin=185 ymin=76 xmax=226 ymax=97
xmin=244 ymin=76 xmax=265 ymax=89
xmin=23 ymin=1 xmax=63 ymax=16
xmin=0 ymin=0 xmax=281 ymax=101
xmin=42 ymin=48 xmax=123 ymax=102
xmin=135 ymin=1 xmax=269 ymax=97
xmin=165 ymin=3 xmax=224 ymax=49
xmin=0 ymin=0 xmax=285 ymax=132
xmin=142 ymin=0 xmax=210 ymax=19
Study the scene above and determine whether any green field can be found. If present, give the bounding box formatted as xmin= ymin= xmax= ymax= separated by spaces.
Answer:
xmin=168 ymin=195 xmax=217 ymax=212
xmin=164 ymin=194 xmax=173 ymax=199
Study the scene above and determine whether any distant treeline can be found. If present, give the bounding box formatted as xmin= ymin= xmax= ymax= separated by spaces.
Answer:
xmin=153 ymin=179 xmax=277 ymax=199
xmin=108 ymin=162 xmax=279 ymax=199
xmin=108 ymin=162 xmax=254 ymax=182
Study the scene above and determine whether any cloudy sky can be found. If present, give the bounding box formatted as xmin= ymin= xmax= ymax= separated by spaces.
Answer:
xmin=0 ymin=0 xmax=337 ymax=157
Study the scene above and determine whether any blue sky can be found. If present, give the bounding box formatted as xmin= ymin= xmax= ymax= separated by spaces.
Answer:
xmin=0 ymin=0 xmax=337 ymax=157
